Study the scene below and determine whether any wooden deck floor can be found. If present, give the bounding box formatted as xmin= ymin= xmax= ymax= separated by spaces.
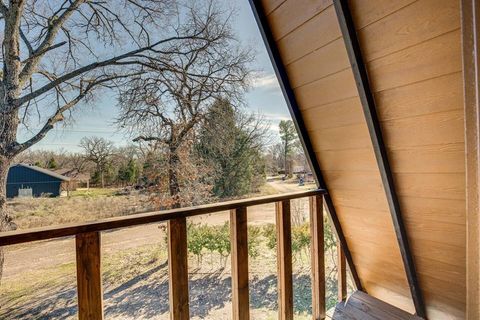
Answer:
xmin=332 ymin=291 xmax=423 ymax=320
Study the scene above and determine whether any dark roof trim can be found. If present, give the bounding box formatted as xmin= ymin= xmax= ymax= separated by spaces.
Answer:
xmin=333 ymin=0 xmax=425 ymax=317
xmin=13 ymin=164 xmax=71 ymax=181
xmin=248 ymin=0 xmax=363 ymax=291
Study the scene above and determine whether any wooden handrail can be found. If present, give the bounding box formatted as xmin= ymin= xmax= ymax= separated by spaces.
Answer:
xmin=0 ymin=189 xmax=325 ymax=246
xmin=3 ymin=189 xmax=334 ymax=320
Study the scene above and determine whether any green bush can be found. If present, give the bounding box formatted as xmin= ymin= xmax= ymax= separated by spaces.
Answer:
xmin=262 ymin=223 xmax=277 ymax=251
xmin=247 ymin=225 xmax=262 ymax=258
xmin=187 ymin=222 xmax=266 ymax=266
xmin=292 ymin=223 xmax=310 ymax=259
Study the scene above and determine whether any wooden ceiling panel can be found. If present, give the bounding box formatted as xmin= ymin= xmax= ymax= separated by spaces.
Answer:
xmin=286 ymin=38 xmax=349 ymax=88
xmin=276 ymin=5 xmax=340 ymax=64
xmin=367 ymin=30 xmax=462 ymax=93
xmin=267 ymin=0 xmax=332 ymax=40
xmin=356 ymin=0 xmax=460 ymax=61
xmin=348 ymin=0 xmax=417 ymax=29
xmin=295 ymin=68 xmax=358 ymax=110
xmin=309 ymin=124 xmax=372 ymax=151
xmin=374 ymin=72 xmax=463 ymax=121
xmin=355 ymin=0 xmax=466 ymax=318
xmin=261 ymin=0 xmax=465 ymax=318
xmin=302 ymin=97 xmax=363 ymax=131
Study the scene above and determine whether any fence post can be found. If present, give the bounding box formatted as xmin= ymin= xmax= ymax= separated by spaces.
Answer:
xmin=231 ymin=207 xmax=250 ymax=320
xmin=310 ymin=195 xmax=325 ymax=319
xmin=276 ymin=200 xmax=293 ymax=320
xmin=168 ymin=217 xmax=190 ymax=320
xmin=76 ymin=231 xmax=103 ymax=320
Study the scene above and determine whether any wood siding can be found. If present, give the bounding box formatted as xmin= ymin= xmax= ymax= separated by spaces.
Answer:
xmin=261 ymin=0 xmax=465 ymax=318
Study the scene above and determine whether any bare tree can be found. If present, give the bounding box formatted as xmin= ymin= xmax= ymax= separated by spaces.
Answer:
xmin=80 ymin=136 xmax=114 ymax=188
xmin=0 ymin=0 xmax=229 ymax=282
xmin=116 ymin=5 xmax=253 ymax=207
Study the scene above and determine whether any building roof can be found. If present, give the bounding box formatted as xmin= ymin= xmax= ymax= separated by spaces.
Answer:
xmin=13 ymin=164 xmax=71 ymax=181
xmin=54 ymin=168 xmax=90 ymax=182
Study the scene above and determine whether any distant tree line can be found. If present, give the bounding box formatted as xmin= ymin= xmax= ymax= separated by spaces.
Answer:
xmin=16 ymin=100 xmax=268 ymax=204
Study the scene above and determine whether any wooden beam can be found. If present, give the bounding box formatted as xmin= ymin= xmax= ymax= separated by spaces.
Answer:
xmin=76 ymin=231 xmax=103 ymax=320
xmin=276 ymin=200 xmax=293 ymax=320
xmin=248 ymin=0 xmax=362 ymax=292
xmin=337 ymin=241 xmax=347 ymax=302
xmin=230 ymin=207 xmax=250 ymax=320
xmin=462 ymin=1 xmax=480 ymax=318
xmin=310 ymin=195 xmax=325 ymax=319
xmin=168 ymin=218 xmax=189 ymax=320
xmin=333 ymin=0 xmax=426 ymax=317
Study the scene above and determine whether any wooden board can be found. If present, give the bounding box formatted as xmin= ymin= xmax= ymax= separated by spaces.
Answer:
xmin=333 ymin=291 xmax=422 ymax=320
xmin=263 ymin=0 xmax=466 ymax=318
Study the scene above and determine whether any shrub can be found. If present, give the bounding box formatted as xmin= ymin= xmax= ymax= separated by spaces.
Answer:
xmin=262 ymin=223 xmax=276 ymax=251
xmin=247 ymin=225 xmax=262 ymax=258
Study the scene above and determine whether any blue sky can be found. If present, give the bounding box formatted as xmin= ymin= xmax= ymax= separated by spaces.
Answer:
xmin=22 ymin=1 xmax=290 ymax=153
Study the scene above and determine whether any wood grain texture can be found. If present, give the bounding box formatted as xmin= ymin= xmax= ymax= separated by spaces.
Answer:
xmin=263 ymin=0 xmax=466 ymax=317
xmin=310 ymin=195 xmax=326 ymax=319
xmin=357 ymin=0 xmax=460 ymax=61
xmin=276 ymin=5 xmax=340 ymax=64
xmin=230 ymin=207 xmax=250 ymax=320
xmin=262 ymin=0 xmax=286 ymax=15
xmin=295 ymin=68 xmax=358 ymax=110
xmin=168 ymin=218 xmax=189 ymax=320
xmin=462 ymin=1 xmax=480 ymax=318
xmin=368 ymin=30 xmax=462 ymax=93
xmin=76 ymin=232 xmax=103 ymax=320
xmin=349 ymin=0 xmax=417 ymax=29
xmin=275 ymin=200 xmax=293 ymax=320
xmin=333 ymin=291 xmax=422 ymax=320
xmin=268 ymin=0 xmax=332 ymax=40
xmin=286 ymin=37 xmax=349 ymax=88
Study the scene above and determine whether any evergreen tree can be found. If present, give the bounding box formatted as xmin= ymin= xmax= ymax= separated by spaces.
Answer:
xmin=118 ymin=159 xmax=139 ymax=185
xmin=196 ymin=99 xmax=267 ymax=198
xmin=278 ymin=120 xmax=298 ymax=177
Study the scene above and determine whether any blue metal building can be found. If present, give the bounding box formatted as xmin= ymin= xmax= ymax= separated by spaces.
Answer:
xmin=6 ymin=164 xmax=70 ymax=198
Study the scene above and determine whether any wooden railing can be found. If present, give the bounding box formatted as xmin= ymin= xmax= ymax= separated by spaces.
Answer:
xmin=0 ymin=189 xmax=349 ymax=320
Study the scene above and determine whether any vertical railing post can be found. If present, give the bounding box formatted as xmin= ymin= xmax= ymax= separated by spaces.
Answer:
xmin=310 ymin=195 xmax=325 ymax=319
xmin=276 ymin=200 xmax=293 ymax=320
xmin=168 ymin=217 xmax=190 ymax=320
xmin=337 ymin=241 xmax=347 ymax=302
xmin=76 ymin=231 xmax=103 ymax=320
xmin=231 ymin=207 xmax=250 ymax=320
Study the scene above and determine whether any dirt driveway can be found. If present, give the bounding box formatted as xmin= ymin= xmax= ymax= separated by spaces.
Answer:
xmin=3 ymin=180 xmax=312 ymax=279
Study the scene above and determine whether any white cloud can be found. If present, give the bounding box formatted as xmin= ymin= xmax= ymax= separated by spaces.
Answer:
xmin=263 ymin=112 xmax=291 ymax=122
xmin=251 ymin=73 xmax=280 ymax=90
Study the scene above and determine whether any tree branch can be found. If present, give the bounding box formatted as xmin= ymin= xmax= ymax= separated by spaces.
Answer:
xmin=16 ymin=34 xmax=209 ymax=107
xmin=19 ymin=0 xmax=85 ymax=84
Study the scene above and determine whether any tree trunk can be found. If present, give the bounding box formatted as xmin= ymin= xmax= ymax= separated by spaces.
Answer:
xmin=0 ymin=156 xmax=15 ymax=285
xmin=168 ymin=147 xmax=181 ymax=208
xmin=101 ymin=171 xmax=105 ymax=189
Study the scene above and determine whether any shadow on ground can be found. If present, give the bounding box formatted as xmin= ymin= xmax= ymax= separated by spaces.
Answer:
xmin=0 ymin=262 xmax=312 ymax=319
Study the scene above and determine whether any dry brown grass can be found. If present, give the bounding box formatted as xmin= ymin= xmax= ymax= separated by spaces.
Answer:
xmin=7 ymin=188 xmax=155 ymax=230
